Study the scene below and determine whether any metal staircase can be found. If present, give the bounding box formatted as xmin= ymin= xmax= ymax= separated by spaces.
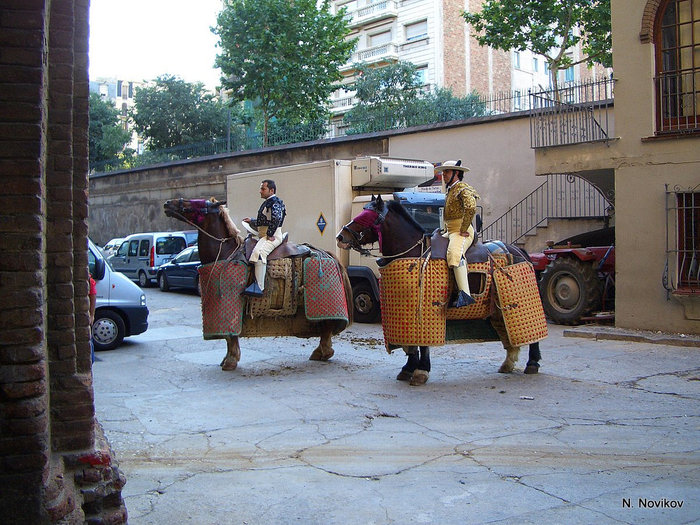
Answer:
xmin=482 ymin=174 xmax=612 ymax=246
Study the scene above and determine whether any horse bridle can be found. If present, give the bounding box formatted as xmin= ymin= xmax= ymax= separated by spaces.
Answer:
xmin=342 ymin=201 xmax=429 ymax=260
xmin=340 ymin=203 xmax=388 ymax=256
xmin=169 ymin=199 xmax=236 ymax=244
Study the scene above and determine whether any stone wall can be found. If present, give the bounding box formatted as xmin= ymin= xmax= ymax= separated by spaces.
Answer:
xmin=88 ymin=138 xmax=389 ymax=245
xmin=0 ymin=1 xmax=127 ymax=522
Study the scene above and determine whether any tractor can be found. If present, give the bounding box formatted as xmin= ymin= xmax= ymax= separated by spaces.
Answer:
xmin=529 ymin=227 xmax=615 ymax=325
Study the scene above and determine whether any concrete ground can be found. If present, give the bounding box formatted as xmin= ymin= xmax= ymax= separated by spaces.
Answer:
xmin=93 ymin=289 xmax=699 ymax=525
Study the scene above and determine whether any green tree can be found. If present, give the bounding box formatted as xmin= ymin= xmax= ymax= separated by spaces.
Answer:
xmin=343 ymin=62 xmax=487 ymax=133
xmin=213 ymin=0 xmax=356 ymax=146
xmin=88 ymin=92 xmax=132 ymax=168
xmin=131 ymin=75 xmax=232 ymax=150
xmin=343 ymin=62 xmax=424 ymax=133
xmin=463 ymin=0 xmax=612 ymax=94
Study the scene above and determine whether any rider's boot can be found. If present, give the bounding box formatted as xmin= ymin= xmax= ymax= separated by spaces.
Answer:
xmin=243 ymin=262 xmax=266 ymax=297
xmin=451 ymin=261 xmax=475 ymax=308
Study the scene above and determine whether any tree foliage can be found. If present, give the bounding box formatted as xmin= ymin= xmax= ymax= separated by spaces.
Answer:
xmin=463 ymin=0 xmax=611 ymax=92
xmin=131 ymin=75 xmax=234 ymax=150
xmin=88 ymin=92 xmax=132 ymax=167
xmin=213 ymin=0 xmax=356 ymax=145
xmin=343 ymin=62 xmax=487 ymax=134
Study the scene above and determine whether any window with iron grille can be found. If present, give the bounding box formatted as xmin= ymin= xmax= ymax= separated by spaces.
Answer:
xmin=665 ymin=186 xmax=700 ymax=293
xmin=655 ymin=0 xmax=700 ymax=133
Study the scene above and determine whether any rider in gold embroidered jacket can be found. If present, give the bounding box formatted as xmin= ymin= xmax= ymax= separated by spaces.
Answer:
xmin=444 ymin=180 xmax=479 ymax=233
xmin=438 ymin=159 xmax=479 ymax=308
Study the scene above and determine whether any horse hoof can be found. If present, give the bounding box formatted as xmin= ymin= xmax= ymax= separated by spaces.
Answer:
xmin=221 ymin=360 xmax=238 ymax=371
xmin=498 ymin=364 xmax=514 ymax=373
xmin=396 ymin=370 xmax=412 ymax=381
xmin=524 ymin=365 xmax=539 ymax=374
xmin=409 ymin=369 xmax=429 ymax=386
xmin=309 ymin=348 xmax=334 ymax=361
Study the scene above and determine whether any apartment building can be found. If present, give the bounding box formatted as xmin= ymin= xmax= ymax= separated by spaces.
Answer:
xmin=330 ymin=0 xmax=602 ymax=116
xmin=89 ymin=77 xmax=148 ymax=152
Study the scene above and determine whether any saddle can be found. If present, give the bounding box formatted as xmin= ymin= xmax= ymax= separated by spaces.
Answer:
xmin=243 ymin=232 xmax=311 ymax=262
xmin=427 ymin=229 xmax=491 ymax=264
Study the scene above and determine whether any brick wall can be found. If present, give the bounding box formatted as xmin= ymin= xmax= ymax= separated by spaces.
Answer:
xmin=442 ymin=0 xmax=467 ymax=96
xmin=465 ymin=0 xmax=512 ymax=95
xmin=0 ymin=1 xmax=126 ymax=522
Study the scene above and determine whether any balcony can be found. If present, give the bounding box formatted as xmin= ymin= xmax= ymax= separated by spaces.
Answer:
xmin=529 ymin=77 xmax=615 ymax=149
xmin=340 ymin=42 xmax=400 ymax=72
xmin=344 ymin=0 xmax=398 ymax=28
xmin=330 ymin=94 xmax=358 ymax=115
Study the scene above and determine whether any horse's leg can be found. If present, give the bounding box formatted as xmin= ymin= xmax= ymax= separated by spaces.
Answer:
xmin=489 ymin=314 xmax=520 ymax=373
xmin=397 ymin=346 xmax=419 ymax=381
xmin=409 ymin=346 xmax=431 ymax=386
xmin=524 ymin=342 xmax=541 ymax=374
xmin=220 ymin=336 xmax=241 ymax=371
xmin=309 ymin=322 xmax=335 ymax=361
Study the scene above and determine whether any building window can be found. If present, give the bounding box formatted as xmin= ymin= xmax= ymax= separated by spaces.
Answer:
xmin=666 ymin=187 xmax=700 ymax=291
xmin=128 ymin=82 xmax=134 ymax=98
xmin=117 ymin=80 xmax=122 ymax=98
xmin=369 ymin=30 xmax=392 ymax=47
xmin=655 ymin=0 xmax=700 ymax=133
xmin=405 ymin=20 xmax=427 ymax=42
xmin=564 ymin=66 xmax=575 ymax=83
xmin=533 ymin=57 xmax=539 ymax=72
xmin=514 ymin=50 xmax=521 ymax=68
xmin=416 ymin=65 xmax=427 ymax=85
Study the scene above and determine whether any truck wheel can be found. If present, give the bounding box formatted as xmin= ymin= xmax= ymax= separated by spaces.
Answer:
xmin=138 ymin=270 xmax=151 ymax=288
xmin=352 ymin=282 xmax=380 ymax=323
xmin=158 ymin=272 xmax=169 ymax=292
xmin=539 ymin=258 xmax=603 ymax=325
xmin=92 ymin=310 xmax=125 ymax=351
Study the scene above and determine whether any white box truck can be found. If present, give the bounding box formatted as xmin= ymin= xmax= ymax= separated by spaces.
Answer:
xmin=226 ymin=157 xmax=445 ymax=322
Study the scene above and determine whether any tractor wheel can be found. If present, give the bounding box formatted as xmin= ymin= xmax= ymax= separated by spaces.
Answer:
xmin=352 ymin=282 xmax=380 ymax=323
xmin=539 ymin=257 xmax=603 ymax=325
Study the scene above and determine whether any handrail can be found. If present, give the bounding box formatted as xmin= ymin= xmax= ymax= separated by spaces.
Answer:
xmin=482 ymin=174 xmax=612 ymax=244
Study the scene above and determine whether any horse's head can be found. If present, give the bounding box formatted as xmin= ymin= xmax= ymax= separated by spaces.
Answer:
xmin=163 ymin=198 xmax=227 ymax=226
xmin=336 ymin=195 xmax=388 ymax=254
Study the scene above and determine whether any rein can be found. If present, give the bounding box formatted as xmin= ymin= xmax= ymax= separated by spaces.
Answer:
xmin=169 ymin=209 xmax=237 ymax=244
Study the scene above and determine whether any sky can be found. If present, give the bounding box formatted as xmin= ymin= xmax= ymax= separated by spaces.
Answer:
xmin=89 ymin=0 xmax=224 ymax=91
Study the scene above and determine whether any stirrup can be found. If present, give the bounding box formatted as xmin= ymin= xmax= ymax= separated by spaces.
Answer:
xmin=452 ymin=290 xmax=475 ymax=308
xmin=243 ymin=281 xmax=263 ymax=297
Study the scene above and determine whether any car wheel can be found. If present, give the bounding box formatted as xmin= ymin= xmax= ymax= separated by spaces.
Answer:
xmin=159 ymin=272 xmax=169 ymax=292
xmin=352 ymin=281 xmax=380 ymax=323
xmin=138 ymin=270 xmax=151 ymax=288
xmin=539 ymin=257 xmax=603 ymax=325
xmin=92 ymin=309 xmax=125 ymax=351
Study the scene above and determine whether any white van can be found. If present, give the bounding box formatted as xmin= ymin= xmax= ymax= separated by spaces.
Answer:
xmin=89 ymin=239 xmax=149 ymax=351
xmin=108 ymin=231 xmax=188 ymax=287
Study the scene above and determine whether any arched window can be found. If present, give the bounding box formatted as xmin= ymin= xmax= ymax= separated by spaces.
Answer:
xmin=655 ymin=0 xmax=700 ymax=133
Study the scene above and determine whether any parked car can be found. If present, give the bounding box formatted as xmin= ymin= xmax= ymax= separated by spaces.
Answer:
xmin=108 ymin=231 xmax=188 ymax=287
xmin=156 ymin=245 xmax=201 ymax=294
xmin=88 ymin=238 xmax=148 ymax=351
xmin=102 ymin=237 xmax=124 ymax=257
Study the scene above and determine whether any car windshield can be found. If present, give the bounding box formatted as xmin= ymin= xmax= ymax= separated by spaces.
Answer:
xmin=173 ymin=247 xmax=194 ymax=263
xmin=157 ymin=236 xmax=186 ymax=255
xmin=403 ymin=203 xmax=442 ymax=232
